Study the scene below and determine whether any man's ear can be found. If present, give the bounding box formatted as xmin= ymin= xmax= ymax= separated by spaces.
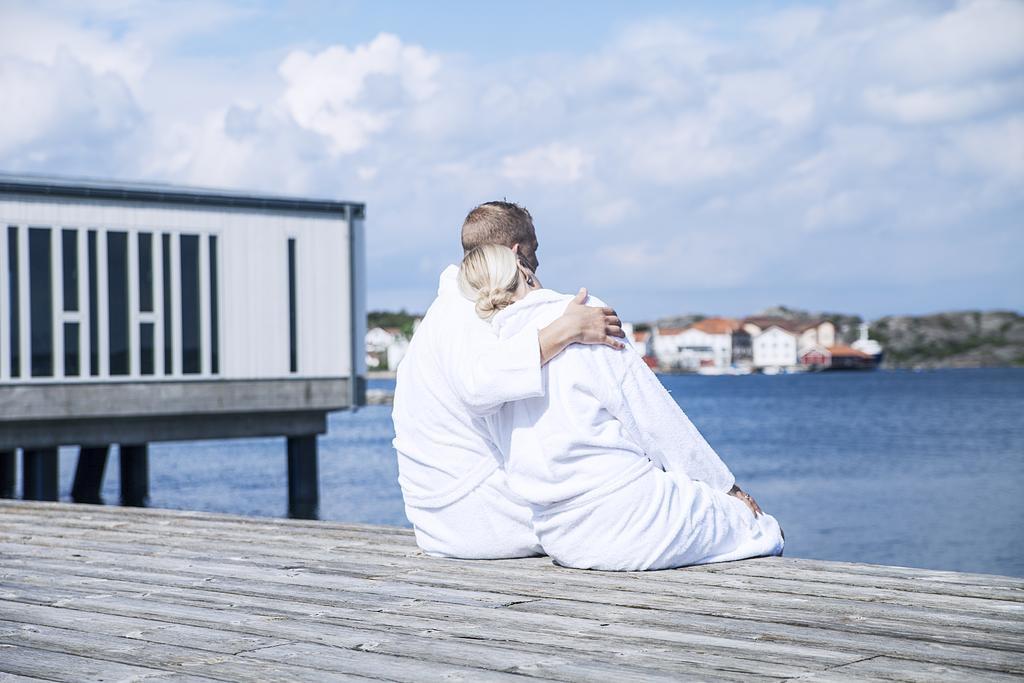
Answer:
xmin=510 ymin=242 xmax=520 ymax=255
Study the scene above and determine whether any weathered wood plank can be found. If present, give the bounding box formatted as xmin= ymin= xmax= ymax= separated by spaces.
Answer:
xmin=507 ymin=598 xmax=1024 ymax=674
xmin=0 ymin=579 xmax=852 ymax=678
xmin=5 ymin=512 xmax=1021 ymax=603
xmin=5 ymin=533 xmax=1022 ymax=641
xmin=5 ymin=528 xmax=1021 ymax=620
xmin=5 ymin=500 xmax=1017 ymax=588
xmin=0 ymin=643 xmax=187 ymax=682
xmin=1 ymin=500 xmax=1021 ymax=682
xmin=7 ymin=545 xmax=1022 ymax=667
xmin=789 ymin=655 xmax=1024 ymax=682
xmin=2 ymin=573 xmax=1015 ymax=683
xmin=0 ymin=600 xmax=291 ymax=655
xmin=7 ymin=549 xmax=1023 ymax=662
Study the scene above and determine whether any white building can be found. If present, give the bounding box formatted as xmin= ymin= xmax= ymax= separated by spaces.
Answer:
xmin=626 ymin=325 xmax=652 ymax=357
xmin=0 ymin=174 xmax=366 ymax=516
xmin=651 ymin=327 xmax=688 ymax=369
xmin=679 ymin=318 xmax=743 ymax=371
xmin=751 ymin=325 xmax=798 ymax=370
xmin=365 ymin=326 xmax=409 ymax=370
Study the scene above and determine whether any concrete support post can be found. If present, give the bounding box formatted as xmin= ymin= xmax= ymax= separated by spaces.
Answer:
xmin=0 ymin=450 xmax=16 ymax=499
xmin=287 ymin=435 xmax=319 ymax=519
xmin=119 ymin=444 xmax=149 ymax=507
xmin=72 ymin=446 xmax=110 ymax=504
xmin=23 ymin=448 xmax=59 ymax=501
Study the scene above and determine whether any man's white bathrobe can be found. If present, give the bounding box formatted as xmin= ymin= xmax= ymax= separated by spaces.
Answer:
xmin=392 ymin=266 xmax=545 ymax=558
xmin=487 ymin=290 xmax=785 ymax=571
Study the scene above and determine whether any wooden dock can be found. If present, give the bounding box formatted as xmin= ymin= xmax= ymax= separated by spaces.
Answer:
xmin=1 ymin=500 xmax=1022 ymax=681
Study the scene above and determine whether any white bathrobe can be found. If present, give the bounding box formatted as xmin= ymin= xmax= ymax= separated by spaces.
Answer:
xmin=487 ymin=289 xmax=785 ymax=571
xmin=392 ymin=266 xmax=545 ymax=558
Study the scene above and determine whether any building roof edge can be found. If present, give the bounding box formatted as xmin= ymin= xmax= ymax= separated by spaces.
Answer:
xmin=0 ymin=172 xmax=364 ymax=217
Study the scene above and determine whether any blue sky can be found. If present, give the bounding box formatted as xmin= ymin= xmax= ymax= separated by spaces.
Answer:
xmin=1 ymin=0 xmax=1021 ymax=321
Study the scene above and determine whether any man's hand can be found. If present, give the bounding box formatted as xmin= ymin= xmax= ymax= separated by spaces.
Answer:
xmin=566 ymin=288 xmax=625 ymax=347
xmin=537 ymin=288 xmax=625 ymax=364
xmin=728 ymin=485 xmax=763 ymax=517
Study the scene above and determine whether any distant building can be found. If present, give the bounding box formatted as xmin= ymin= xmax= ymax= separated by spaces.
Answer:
xmin=628 ymin=327 xmax=652 ymax=358
xmin=651 ymin=326 xmax=688 ymax=369
xmin=751 ymin=325 xmax=799 ymax=370
xmin=826 ymin=345 xmax=876 ymax=370
xmin=799 ymin=345 xmax=831 ymax=369
xmin=365 ymin=326 xmax=409 ymax=370
xmin=743 ymin=317 xmax=836 ymax=351
xmin=679 ymin=317 xmax=747 ymax=371
xmin=0 ymin=174 xmax=366 ymax=516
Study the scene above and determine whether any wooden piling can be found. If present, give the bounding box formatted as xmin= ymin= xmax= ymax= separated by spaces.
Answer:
xmin=71 ymin=446 xmax=109 ymax=504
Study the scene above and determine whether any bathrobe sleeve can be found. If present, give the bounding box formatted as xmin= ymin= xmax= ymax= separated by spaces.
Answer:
xmin=449 ymin=326 xmax=545 ymax=417
xmin=593 ymin=346 xmax=736 ymax=492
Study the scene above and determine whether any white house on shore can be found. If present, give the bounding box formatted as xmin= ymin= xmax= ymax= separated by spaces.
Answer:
xmin=651 ymin=326 xmax=688 ymax=369
xmin=365 ymin=326 xmax=411 ymax=370
xmin=751 ymin=325 xmax=799 ymax=370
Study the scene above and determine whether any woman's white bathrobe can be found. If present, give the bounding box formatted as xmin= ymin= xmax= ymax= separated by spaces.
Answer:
xmin=392 ymin=266 xmax=545 ymax=559
xmin=487 ymin=290 xmax=784 ymax=570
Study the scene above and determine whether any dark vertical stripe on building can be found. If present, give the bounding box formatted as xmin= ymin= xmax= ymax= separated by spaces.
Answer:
xmin=180 ymin=234 xmax=200 ymax=374
xmin=7 ymin=227 xmax=19 ymax=377
xmin=88 ymin=230 xmax=98 ymax=375
xmin=161 ymin=233 xmax=172 ymax=374
xmin=62 ymin=229 xmax=78 ymax=312
xmin=28 ymin=228 xmax=53 ymax=377
xmin=288 ymin=237 xmax=297 ymax=373
xmin=138 ymin=232 xmax=153 ymax=313
xmin=209 ymin=235 xmax=219 ymax=375
xmin=64 ymin=322 xmax=80 ymax=376
xmin=107 ymin=231 xmax=129 ymax=375
xmin=140 ymin=322 xmax=154 ymax=375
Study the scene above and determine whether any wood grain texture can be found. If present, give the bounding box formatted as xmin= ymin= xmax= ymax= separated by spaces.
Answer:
xmin=1 ymin=500 xmax=1021 ymax=682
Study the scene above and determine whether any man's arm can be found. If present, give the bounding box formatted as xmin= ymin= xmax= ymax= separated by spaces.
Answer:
xmin=592 ymin=345 xmax=736 ymax=492
xmin=454 ymin=288 xmax=624 ymax=416
xmin=539 ymin=288 xmax=624 ymax=363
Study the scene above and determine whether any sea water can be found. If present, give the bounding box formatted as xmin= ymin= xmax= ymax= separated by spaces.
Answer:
xmin=52 ymin=367 xmax=1024 ymax=576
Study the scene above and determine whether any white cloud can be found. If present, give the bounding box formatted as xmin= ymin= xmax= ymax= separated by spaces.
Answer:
xmin=873 ymin=0 xmax=1024 ymax=85
xmin=279 ymin=33 xmax=441 ymax=156
xmin=864 ymin=81 xmax=1021 ymax=124
xmin=501 ymin=143 xmax=593 ymax=184
xmin=0 ymin=1 xmax=1021 ymax=319
xmin=0 ymin=50 xmax=140 ymax=160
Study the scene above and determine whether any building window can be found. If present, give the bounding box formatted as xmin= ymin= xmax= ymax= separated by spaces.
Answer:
xmin=138 ymin=232 xmax=153 ymax=313
xmin=180 ymin=234 xmax=201 ymax=374
xmin=29 ymin=227 xmax=53 ymax=377
xmin=140 ymin=321 xmax=155 ymax=375
xmin=209 ymin=235 xmax=219 ymax=375
xmin=88 ymin=230 xmax=99 ymax=376
xmin=288 ymin=237 xmax=297 ymax=373
xmin=64 ymin=321 xmax=80 ymax=376
xmin=7 ymin=227 xmax=19 ymax=377
xmin=107 ymin=231 xmax=130 ymax=376
xmin=62 ymin=229 xmax=78 ymax=312
xmin=162 ymin=233 xmax=172 ymax=374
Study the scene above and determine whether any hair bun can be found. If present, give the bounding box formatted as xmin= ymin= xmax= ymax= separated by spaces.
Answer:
xmin=475 ymin=287 xmax=515 ymax=320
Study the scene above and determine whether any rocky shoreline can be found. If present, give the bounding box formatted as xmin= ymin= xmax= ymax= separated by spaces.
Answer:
xmin=872 ymin=310 xmax=1024 ymax=369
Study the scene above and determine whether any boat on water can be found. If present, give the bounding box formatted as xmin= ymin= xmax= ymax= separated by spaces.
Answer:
xmin=851 ymin=322 xmax=885 ymax=366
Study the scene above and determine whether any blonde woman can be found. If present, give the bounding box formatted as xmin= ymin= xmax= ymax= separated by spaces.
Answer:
xmin=459 ymin=244 xmax=784 ymax=570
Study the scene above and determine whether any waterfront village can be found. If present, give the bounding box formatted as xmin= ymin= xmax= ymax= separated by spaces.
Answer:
xmin=366 ymin=313 xmax=885 ymax=375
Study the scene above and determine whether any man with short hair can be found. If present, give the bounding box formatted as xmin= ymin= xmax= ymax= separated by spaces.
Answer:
xmin=392 ymin=201 xmax=624 ymax=558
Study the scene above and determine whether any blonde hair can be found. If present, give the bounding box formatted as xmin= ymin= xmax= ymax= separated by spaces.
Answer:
xmin=458 ymin=244 xmax=523 ymax=320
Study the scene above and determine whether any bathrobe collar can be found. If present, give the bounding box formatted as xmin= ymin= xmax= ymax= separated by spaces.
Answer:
xmin=493 ymin=289 xmax=571 ymax=337
xmin=438 ymin=265 xmax=460 ymax=297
